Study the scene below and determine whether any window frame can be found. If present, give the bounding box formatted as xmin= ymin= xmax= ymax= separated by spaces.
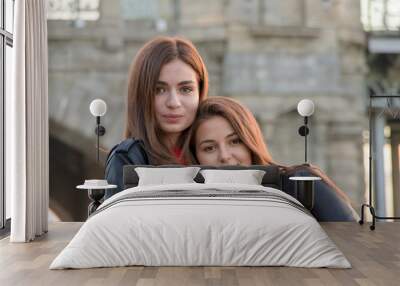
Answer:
xmin=1 ymin=0 xmax=14 ymax=233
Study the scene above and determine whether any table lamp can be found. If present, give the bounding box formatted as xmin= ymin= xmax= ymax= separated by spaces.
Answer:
xmin=89 ymin=99 xmax=107 ymax=163
xmin=297 ymin=99 xmax=315 ymax=163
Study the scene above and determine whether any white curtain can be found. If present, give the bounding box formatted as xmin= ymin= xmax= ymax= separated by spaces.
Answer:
xmin=6 ymin=0 xmax=49 ymax=242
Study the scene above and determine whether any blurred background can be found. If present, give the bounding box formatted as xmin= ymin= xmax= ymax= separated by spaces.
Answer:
xmin=44 ymin=0 xmax=400 ymax=221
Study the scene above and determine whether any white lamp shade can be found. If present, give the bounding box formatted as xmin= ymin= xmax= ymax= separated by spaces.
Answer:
xmin=89 ymin=99 xmax=107 ymax=117
xmin=297 ymin=99 xmax=315 ymax=117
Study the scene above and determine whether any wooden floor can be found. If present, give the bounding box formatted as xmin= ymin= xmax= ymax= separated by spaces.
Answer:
xmin=0 ymin=222 xmax=399 ymax=286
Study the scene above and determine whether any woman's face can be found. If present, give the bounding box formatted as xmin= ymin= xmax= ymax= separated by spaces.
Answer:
xmin=154 ymin=59 xmax=200 ymax=142
xmin=195 ymin=116 xmax=252 ymax=166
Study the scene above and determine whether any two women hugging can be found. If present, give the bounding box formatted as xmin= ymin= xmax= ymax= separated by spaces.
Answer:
xmin=105 ymin=36 xmax=358 ymax=221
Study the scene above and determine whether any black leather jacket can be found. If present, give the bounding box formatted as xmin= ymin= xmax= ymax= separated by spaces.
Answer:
xmin=104 ymin=138 xmax=149 ymax=199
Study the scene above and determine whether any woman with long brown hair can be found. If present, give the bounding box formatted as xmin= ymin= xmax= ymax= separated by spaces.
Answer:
xmin=105 ymin=36 xmax=208 ymax=198
xmin=186 ymin=96 xmax=358 ymax=221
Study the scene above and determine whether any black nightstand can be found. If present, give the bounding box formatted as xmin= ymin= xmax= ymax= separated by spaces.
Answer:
xmin=289 ymin=176 xmax=321 ymax=210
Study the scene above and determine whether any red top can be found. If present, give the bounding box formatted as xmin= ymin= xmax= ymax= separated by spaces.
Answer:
xmin=172 ymin=147 xmax=186 ymax=165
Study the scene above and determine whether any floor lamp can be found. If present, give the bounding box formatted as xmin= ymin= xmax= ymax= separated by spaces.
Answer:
xmin=76 ymin=99 xmax=116 ymax=217
xmin=291 ymin=99 xmax=320 ymax=211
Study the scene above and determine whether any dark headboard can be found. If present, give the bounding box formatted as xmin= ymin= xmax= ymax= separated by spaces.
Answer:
xmin=123 ymin=165 xmax=283 ymax=190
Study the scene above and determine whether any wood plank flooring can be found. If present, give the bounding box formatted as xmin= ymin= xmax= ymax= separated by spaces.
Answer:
xmin=0 ymin=222 xmax=399 ymax=286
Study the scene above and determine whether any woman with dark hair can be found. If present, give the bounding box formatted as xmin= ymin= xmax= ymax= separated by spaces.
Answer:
xmin=105 ymin=36 xmax=209 ymax=198
xmin=185 ymin=96 xmax=358 ymax=221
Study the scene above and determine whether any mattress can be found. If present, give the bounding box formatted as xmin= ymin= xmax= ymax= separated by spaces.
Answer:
xmin=50 ymin=183 xmax=351 ymax=269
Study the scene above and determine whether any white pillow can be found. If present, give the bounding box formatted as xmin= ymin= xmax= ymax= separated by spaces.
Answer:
xmin=135 ymin=167 xmax=201 ymax=186
xmin=200 ymin=169 xmax=266 ymax=185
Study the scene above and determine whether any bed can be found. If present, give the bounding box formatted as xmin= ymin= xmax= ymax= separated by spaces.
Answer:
xmin=49 ymin=165 xmax=350 ymax=269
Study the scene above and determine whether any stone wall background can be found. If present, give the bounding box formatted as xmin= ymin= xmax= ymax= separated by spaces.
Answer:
xmin=48 ymin=0 xmax=367 ymax=220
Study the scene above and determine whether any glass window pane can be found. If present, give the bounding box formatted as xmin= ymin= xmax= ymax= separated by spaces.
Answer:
xmin=121 ymin=0 xmax=158 ymax=20
xmin=5 ymin=44 xmax=12 ymax=220
xmin=6 ymin=0 xmax=14 ymax=33
xmin=47 ymin=0 xmax=99 ymax=21
xmin=0 ymin=1 xmax=3 ymax=29
xmin=0 ymin=39 xmax=3 ymax=228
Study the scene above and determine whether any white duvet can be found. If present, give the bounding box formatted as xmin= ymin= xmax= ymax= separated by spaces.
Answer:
xmin=50 ymin=183 xmax=351 ymax=269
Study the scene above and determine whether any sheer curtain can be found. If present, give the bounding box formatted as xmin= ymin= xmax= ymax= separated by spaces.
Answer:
xmin=6 ymin=0 xmax=49 ymax=242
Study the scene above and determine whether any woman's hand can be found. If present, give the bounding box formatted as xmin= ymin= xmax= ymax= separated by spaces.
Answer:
xmin=305 ymin=163 xmax=327 ymax=179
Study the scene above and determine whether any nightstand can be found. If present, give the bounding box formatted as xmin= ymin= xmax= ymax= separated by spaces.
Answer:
xmin=77 ymin=180 xmax=117 ymax=216
xmin=289 ymin=176 xmax=321 ymax=211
